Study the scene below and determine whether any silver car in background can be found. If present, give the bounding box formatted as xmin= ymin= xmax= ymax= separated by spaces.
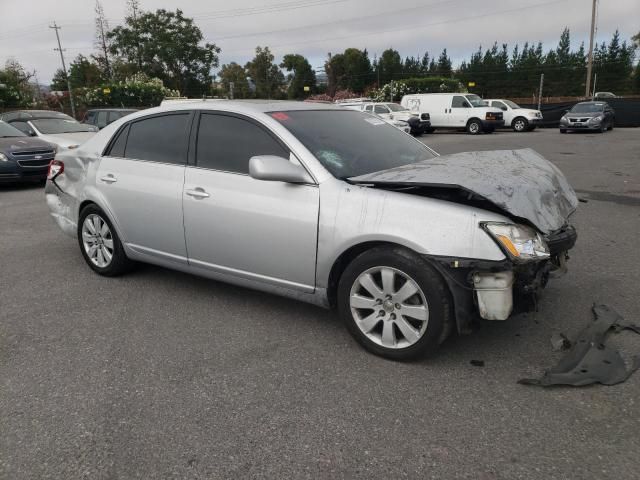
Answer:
xmin=45 ymin=100 xmax=578 ymax=360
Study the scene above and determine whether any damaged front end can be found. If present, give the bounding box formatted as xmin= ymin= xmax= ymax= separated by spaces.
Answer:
xmin=349 ymin=148 xmax=579 ymax=332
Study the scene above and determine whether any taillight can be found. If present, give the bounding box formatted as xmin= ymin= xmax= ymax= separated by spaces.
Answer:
xmin=47 ymin=159 xmax=64 ymax=180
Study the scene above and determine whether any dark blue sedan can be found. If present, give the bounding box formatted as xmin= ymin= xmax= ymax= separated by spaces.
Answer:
xmin=0 ymin=121 xmax=56 ymax=184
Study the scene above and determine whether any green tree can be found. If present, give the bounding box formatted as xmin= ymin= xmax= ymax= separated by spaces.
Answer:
xmin=0 ymin=59 xmax=37 ymax=107
xmin=280 ymin=54 xmax=316 ymax=99
xmin=51 ymin=55 xmax=104 ymax=91
xmin=378 ymin=48 xmax=403 ymax=84
xmin=341 ymin=48 xmax=372 ymax=93
xmin=325 ymin=52 xmax=345 ymax=96
xmin=218 ymin=62 xmax=251 ymax=99
xmin=245 ymin=46 xmax=284 ymax=99
xmin=108 ymin=8 xmax=220 ymax=95
xmin=436 ymin=49 xmax=452 ymax=76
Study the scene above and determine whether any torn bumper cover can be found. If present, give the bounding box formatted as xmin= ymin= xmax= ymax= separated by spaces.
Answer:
xmin=519 ymin=304 xmax=640 ymax=387
xmin=429 ymin=224 xmax=576 ymax=330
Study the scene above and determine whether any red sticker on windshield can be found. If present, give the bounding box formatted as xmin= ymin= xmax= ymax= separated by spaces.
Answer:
xmin=270 ymin=112 xmax=290 ymax=121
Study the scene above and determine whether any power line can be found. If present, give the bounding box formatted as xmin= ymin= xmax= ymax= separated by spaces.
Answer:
xmin=221 ymin=0 xmax=574 ymax=54
xmin=0 ymin=0 xmax=348 ymax=40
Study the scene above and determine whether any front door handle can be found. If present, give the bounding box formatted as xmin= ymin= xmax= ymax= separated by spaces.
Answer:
xmin=185 ymin=188 xmax=210 ymax=199
xmin=100 ymin=174 xmax=117 ymax=184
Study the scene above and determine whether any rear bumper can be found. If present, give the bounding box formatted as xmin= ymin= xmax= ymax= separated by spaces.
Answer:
xmin=426 ymin=224 xmax=577 ymax=333
xmin=407 ymin=117 xmax=431 ymax=133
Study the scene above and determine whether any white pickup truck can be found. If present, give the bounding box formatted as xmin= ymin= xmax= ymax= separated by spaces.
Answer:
xmin=484 ymin=99 xmax=543 ymax=132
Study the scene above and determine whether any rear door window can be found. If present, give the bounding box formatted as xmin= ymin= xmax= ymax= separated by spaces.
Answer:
xmin=106 ymin=125 xmax=129 ymax=157
xmin=196 ymin=113 xmax=289 ymax=174
xmin=124 ymin=113 xmax=190 ymax=164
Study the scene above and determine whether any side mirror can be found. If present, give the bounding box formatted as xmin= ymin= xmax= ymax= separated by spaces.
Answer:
xmin=249 ymin=155 xmax=314 ymax=184
xmin=501 ymin=106 xmax=508 ymax=111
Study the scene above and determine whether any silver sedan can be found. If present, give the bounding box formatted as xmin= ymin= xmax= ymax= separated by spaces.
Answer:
xmin=45 ymin=100 xmax=578 ymax=360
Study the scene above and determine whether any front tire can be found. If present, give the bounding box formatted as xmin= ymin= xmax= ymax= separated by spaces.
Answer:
xmin=466 ymin=119 xmax=482 ymax=135
xmin=78 ymin=204 xmax=133 ymax=276
xmin=337 ymin=246 xmax=451 ymax=360
xmin=560 ymin=129 xmax=567 ymax=134
xmin=512 ymin=117 xmax=528 ymax=132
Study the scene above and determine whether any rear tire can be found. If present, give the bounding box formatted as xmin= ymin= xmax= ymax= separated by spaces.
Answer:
xmin=560 ymin=129 xmax=567 ymax=134
xmin=337 ymin=246 xmax=451 ymax=360
xmin=78 ymin=204 xmax=133 ymax=276
xmin=466 ymin=119 xmax=482 ymax=135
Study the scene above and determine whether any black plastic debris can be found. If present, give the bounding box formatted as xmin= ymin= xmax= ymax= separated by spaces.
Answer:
xmin=550 ymin=333 xmax=572 ymax=351
xmin=519 ymin=304 xmax=640 ymax=387
xmin=470 ymin=360 xmax=485 ymax=367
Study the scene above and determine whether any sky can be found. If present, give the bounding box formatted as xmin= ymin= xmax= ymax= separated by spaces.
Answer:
xmin=0 ymin=0 xmax=638 ymax=84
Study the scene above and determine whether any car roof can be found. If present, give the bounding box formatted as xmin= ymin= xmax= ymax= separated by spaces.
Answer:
xmin=131 ymin=99 xmax=343 ymax=117
xmin=86 ymin=108 xmax=138 ymax=112
xmin=575 ymin=101 xmax=607 ymax=105
xmin=1 ymin=110 xmax=73 ymax=121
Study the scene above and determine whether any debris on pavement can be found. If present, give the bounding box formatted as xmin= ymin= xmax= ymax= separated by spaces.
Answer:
xmin=470 ymin=360 xmax=485 ymax=367
xmin=519 ymin=304 xmax=640 ymax=387
xmin=550 ymin=333 xmax=572 ymax=351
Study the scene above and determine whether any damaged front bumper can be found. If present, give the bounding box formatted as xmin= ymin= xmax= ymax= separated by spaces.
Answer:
xmin=428 ymin=225 xmax=577 ymax=333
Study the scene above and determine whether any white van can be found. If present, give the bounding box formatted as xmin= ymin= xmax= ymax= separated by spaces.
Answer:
xmin=401 ymin=93 xmax=504 ymax=134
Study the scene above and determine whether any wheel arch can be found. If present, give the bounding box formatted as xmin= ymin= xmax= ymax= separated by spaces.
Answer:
xmin=77 ymin=194 xmax=127 ymax=245
xmin=326 ymin=240 xmax=452 ymax=310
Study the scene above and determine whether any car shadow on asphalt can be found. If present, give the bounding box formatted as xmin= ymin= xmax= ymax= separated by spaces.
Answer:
xmin=125 ymin=262 xmax=535 ymax=368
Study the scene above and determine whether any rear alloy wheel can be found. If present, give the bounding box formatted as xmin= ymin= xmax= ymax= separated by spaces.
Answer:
xmin=513 ymin=117 xmax=528 ymax=132
xmin=467 ymin=119 xmax=482 ymax=135
xmin=78 ymin=205 xmax=132 ymax=276
xmin=338 ymin=247 xmax=451 ymax=360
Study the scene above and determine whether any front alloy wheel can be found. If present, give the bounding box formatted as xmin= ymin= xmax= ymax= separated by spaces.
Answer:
xmin=350 ymin=267 xmax=429 ymax=349
xmin=467 ymin=119 xmax=482 ymax=135
xmin=337 ymin=246 xmax=451 ymax=360
xmin=513 ymin=117 xmax=528 ymax=132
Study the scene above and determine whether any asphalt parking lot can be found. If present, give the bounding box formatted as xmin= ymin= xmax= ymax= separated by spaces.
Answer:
xmin=1 ymin=128 xmax=639 ymax=479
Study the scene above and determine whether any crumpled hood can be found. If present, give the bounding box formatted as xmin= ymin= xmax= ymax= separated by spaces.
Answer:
xmin=349 ymin=148 xmax=578 ymax=234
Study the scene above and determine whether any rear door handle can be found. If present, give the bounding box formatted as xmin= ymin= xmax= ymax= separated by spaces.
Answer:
xmin=100 ymin=174 xmax=117 ymax=184
xmin=185 ymin=188 xmax=210 ymax=199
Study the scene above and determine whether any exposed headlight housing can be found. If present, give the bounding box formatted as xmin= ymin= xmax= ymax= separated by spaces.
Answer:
xmin=481 ymin=222 xmax=550 ymax=262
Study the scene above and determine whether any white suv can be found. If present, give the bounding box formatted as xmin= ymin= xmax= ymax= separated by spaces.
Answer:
xmin=485 ymin=99 xmax=543 ymax=132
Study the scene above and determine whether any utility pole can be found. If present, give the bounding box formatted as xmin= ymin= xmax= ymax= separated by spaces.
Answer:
xmin=229 ymin=81 xmax=234 ymax=100
xmin=50 ymin=21 xmax=76 ymax=118
xmin=585 ymin=0 xmax=597 ymax=97
xmin=537 ymin=73 xmax=544 ymax=111
xmin=591 ymin=73 xmax=597 ymax=99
